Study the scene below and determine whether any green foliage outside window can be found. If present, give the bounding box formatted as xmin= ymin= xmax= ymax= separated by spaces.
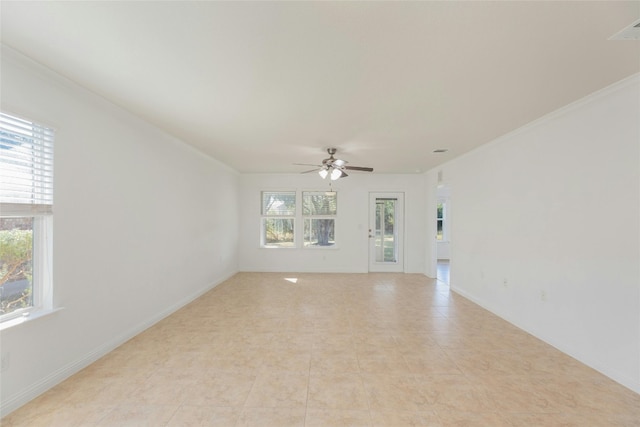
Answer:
xmin=0 ymin=225 xmax=33 ymax=315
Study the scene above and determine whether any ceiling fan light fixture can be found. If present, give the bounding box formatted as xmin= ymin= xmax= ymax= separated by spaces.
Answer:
xmin=297 ymin=148 xmax=372 ymax=179
xmin=331 ymin=168 xmax=345 ymax=180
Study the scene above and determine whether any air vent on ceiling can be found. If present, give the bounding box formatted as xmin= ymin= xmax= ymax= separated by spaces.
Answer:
xmin=609 ymin=18 xmax=640 ymax=40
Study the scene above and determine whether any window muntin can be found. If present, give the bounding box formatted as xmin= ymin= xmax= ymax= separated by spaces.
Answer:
xmin=302 ymin=191 xmax=337 ymax=247
xmin=261 ymin=191 xmax=296 ymax=248
xmin=0 ymin=112 xmax=54 ymax=322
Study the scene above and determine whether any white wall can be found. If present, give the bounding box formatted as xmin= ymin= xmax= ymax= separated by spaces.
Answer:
xmin=0 ymin=47 xmax=240 ymax=415
xmin=436 ymin=242 xmax=450 ymax=260
xmin=436 ymin=74 xmax=640 ymax=393
xmin=239 ymin=173 xmax=427 ymax=274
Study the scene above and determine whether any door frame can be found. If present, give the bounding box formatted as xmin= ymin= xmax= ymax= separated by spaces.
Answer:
xmin=368 ymin=192 xmax=405 ymax=272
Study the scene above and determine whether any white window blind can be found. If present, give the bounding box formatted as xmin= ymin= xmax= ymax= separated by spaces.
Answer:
xmin=0 ymin=112 xmax=54 ymax=215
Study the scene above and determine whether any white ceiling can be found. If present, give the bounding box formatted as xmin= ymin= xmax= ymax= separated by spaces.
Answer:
xmin=1 ymin=1 xmax=639 ymax=174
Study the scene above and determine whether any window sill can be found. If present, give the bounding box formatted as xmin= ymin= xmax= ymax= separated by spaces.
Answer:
xmin=259 ymin=245 xmax=340 ymax=250
xmin=0 ymin=307 xmax=64 ymax=331
xmin=303 ymin=245 xmax=339 ymax=250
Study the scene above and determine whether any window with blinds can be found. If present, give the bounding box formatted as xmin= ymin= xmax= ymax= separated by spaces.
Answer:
xmin=302 ymin=191 xmax=337 ymax=247
xmin=261 ymin=191 xmax=296 ymax=248
xmin=0 ymin=112 xmax=54 ymax=215
xmin=1 ymin=112 xmax=54 ymax=322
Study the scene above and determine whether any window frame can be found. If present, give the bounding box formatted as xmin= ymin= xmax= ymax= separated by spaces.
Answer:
xmin=302 ymin=190 xmax=337 ymax=249
xmin=259 ymin=189 xmax=340 ymax=249
xmin=0 ymin=112 xmax=54 ymax=324
xmin=260 ymin=190 xmax=296 ymax=249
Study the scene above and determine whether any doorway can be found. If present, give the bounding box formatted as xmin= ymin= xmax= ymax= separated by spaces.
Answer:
xmin=436 ymin=184 xmax=451 ymax=283
xmin=369 ymin=192 xmax=404 ymax=272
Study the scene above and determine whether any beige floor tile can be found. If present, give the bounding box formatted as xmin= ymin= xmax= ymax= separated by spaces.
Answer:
xmin=530 ymin=376 xmax=640 ymax=416
xmin=165 ymin=405 xmax=240 ymax=426
xmin=393 ymin=332 xmax=439 ymax=350
xmin=1 ymin=403 xmax=112 ymax=427
xmin=310 ymin=348 xmax=360 ymax=373
xmin=204 ymin=357 xmax=261 ymax=374
xmin=362 ymin=373 xmax=431 ymax=411
xmin=85 ymin=377 xmax=149 ymax=406
xmin=236 ymin=407 xmax=305 ymax=427
xmin=3 ymin=271 xmax=640 ymax=426
xmin=357 ymin=352 xmax=413 ymax=375
xmin=435 ymin=410 xmax=512 ymax=427
xmin=180 ymin=372 xmax=256 ymax=407
xmin=96 ymin=404 xmax=179 ymax=427
xmin=352 ymin=333 xmax=398 ymax=349
xmin=308 ymin=373 xmax=369 ymax=410
xmin=304 ymin=408 xmax=372 ymax=427
xmin=125 ymin=370 xmax=191 ymax=406
xmin=244 ymin=372 xmax=309 ymax=408
xmin=481 ymin=376 xmax=559 ymax=413
xmin=311 ymin=332 xmax=355 ymax=351
xmin=370 ymin=410 xmax=441 ymax=426
xmin=418 ymin=374 xmax=497 ymax=413
xmin=447 ymin=349 xmax=533 ymax=378
xmin=260 ymin=347 xmax=312 ymax=372
xmin=402 ymin=348 xmax=462 ymax=375
xmin=270 ymin=332 xmax=315 ymax=351
xmin=504 ymin=412 xmax=639 ymax=427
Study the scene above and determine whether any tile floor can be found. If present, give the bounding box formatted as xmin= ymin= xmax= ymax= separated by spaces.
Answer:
xmin=3 ymin=271 xmax=640 ymax=426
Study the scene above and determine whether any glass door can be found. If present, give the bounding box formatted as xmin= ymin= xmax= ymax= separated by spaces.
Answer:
xmin=369 ymin=192 xmax=404 ymax=272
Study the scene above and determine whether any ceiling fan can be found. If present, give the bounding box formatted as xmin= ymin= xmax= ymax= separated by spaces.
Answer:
xmin=295 ymin=148 xmax=374 ymax=180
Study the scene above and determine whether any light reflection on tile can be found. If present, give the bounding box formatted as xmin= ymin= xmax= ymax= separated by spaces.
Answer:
xmin=3 ymin=271 xmax=640 ymax=426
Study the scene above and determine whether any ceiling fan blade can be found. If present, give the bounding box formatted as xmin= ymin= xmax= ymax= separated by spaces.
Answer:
xmin=301 ymin=168 xmax=321 ymax=174
xmin=344 ymin=166 xmax=374 ymax=172
xmin=294 ymin=163 xmax=322 ymax=167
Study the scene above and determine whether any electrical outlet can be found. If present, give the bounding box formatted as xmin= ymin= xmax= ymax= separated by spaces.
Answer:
xmin=1 ymin=352 xmax=9 ymax=373
xmin=540 ymin=290 xmax=547 ymax=302
xmin=503 ymin=278 xmax=508 ymax=287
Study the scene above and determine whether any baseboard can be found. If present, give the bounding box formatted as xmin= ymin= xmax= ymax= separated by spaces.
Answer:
xmin=450 ymin=285 xmax=640 ymax=395
xmin=0 ymin=270 xmax=237 ymax=417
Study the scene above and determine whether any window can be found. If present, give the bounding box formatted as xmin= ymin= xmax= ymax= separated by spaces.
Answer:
xmin=261 ymin=191 xmax=295 ymax=248
xmin=0 ymin=112 xmax=54 ymax=322
xmin=303 ymin=191 xmax=337 ymax=247
xmin=437 ymin=201 xmax=445 ymax=241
